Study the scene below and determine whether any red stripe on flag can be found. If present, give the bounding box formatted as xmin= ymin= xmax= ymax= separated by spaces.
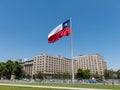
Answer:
xmin=48 ymin=27 xmax=71 ymax=43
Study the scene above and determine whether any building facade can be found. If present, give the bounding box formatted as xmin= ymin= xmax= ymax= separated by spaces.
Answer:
xmin=32 ymin=54 xmax=73 ymax=76
xmin=21 ymin=60 xmax=33 ymax=77
xmin=73 ymin=54 xmax=107 ymax=76
xmin=21 ymin=54 xmax=107 ymax=78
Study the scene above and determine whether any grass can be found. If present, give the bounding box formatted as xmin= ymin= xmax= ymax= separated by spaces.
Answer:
xmin=0 ymin=86 xmax=63 ymax=90
xmin=0 ymin=81 xmax=120 ymax=89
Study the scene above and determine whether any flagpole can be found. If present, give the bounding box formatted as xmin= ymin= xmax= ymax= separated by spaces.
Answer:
xmin=70 ymin=18 xmax=74 ymax=83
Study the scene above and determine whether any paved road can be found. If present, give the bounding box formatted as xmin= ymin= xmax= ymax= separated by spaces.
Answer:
xmin=0 ymin=83 xmax=109 ymax=90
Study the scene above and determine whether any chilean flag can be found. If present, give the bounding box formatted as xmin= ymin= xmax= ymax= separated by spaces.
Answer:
xmin=48 ymin=19 xmax=71 ymax=43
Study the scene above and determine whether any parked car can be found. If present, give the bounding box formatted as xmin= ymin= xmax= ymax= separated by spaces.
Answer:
xmin=88 ymin=79 xmax=97 ymax=83
xmin=96 ymin=79 xmax=104 ymax=83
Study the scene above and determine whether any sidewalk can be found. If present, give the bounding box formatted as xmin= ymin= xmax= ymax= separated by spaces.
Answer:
xmin=0 ymin=83 xmax=110 ymax=90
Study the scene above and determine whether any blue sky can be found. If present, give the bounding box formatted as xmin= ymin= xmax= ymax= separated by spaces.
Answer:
xmin=0 ymin=0 xmax=120 ymax=70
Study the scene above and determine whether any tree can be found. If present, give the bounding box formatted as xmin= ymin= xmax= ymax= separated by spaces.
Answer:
xmin=94 ymin=71 xmax=100 ymax=79
xmin=36 ymin=71 xmax=44 ymax=80
xmin=53 ymin=73 xmax=59 ymax=79
xmin=53 ymin=73 xmax=61 ymax=79
xmin=0 ymin=62 xmax=6 ymax=79
xmin=0 ymin=60 xmax=25 ymax=80
xmin=62 ymin=73 xmax=71 ymax=79
xmin=76 ymin=69 xmax=90 ymax=80
xmin=25 ymin=73 xmax=31 ymax=79
xmin=83 ymin=70 xmax=90 ymax=79
xmin=104 ymin=69 xmax=114 ymax=79
xmin=4 ymin=60 xmax=14 ymax=79
xmin=117 ymin=69 xmax=120 ymax=79
xmin=104 ymin=70 xmax=109 ymax=79
xmin=76 ymin=69 xmax=84 ymax=79
xmin=13 ymin=61 xmax=25 ymax=79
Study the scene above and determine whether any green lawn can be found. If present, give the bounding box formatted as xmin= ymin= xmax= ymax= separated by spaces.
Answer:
xmin=0 ymin=82 xmax=120 ymax=89
xmin=0 ymin=86 xmax=63 ymax=90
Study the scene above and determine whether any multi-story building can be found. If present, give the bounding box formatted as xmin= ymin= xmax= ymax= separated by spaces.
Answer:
xmin=73 ymin=54 xmax=107 ymax=76
xmin=32 ymin=54 xmax=74 ymax=77
xmin=21 ymin=54 xmax=107 ymax=78
xmin=22 ymin=60 xmax=33 ymax=77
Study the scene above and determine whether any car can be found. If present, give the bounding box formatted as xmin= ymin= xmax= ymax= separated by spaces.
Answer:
xmin=96 ymin=79 xmax=104 ymax=83
xmin=88 ymin=79 xmax=97 ymax=83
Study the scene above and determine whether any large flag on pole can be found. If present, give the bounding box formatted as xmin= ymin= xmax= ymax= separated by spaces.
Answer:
xmin=48 ymin=19 xmax=71 ymax=43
